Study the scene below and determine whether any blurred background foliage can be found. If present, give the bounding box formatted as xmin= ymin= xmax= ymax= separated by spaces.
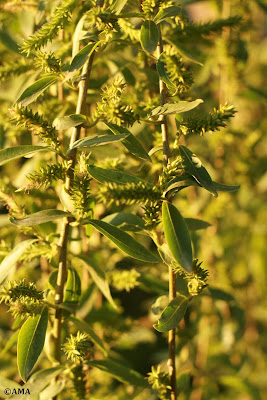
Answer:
xmin=0 ymin=0 xmax=266 ymax=399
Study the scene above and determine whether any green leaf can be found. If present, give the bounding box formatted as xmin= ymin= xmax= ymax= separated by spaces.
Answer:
xmin=162 ymin=202 xmax=193 ymax=271
xmin=163 ymin=174 xmax=200 ymax=195
xmin=69 ymin=316 xmax=108 ymax=356
xmin=87 ymin=165 xmax=145 ymax=185
xmin=213 ymin=181 xmax=240 ymax=192
xmin=0 ymin=145 xmax=50 ymax=166
xmin=207 ymin=287 xmax=236 ymax=303
xmin=150 ymin=99 xmax=203 ymax=117
xmin=179 ymin=145 xmax=217 ymax=197
xmin=68 ymin=133 xmax=129 ymax=152
xmin=16 ymin=76 xmax=60 ymax=107
xmin=105 ymin=123 xmax=151 ymax=162
xmin=0 ymin=330 xmax=19 ymax=356
xmin=0 ymin=239 xmax=36 ymax=285
xmin=154 ymin=6 xmax=181 ymax=23
xmin=112 ymin=0 xmax=129 ymax=14
xmin=65 ymin=41 xmax=100 ymax=80
xmin=10 ymin=210 xmax=71 ymax=226
xmin=154 ymin=295 xmax=189 ymax=332
xmin=88 ymin=358 xmax=148 ymax=387
xmin=87 ymin=220 xmax=160 ymax=263
xmin=0 ymin=30 xmax=20 ymax=53
xmin=26 ymin=367 xmax=63 ymax=395
xmin=102 ymin=212 xmax=146 ymax=232
xmin=156 ymin=55 xmax=176 ymax=89
xmin=64 ymin=267 xmax=81 ymax=303
xmin=17 ymin=307 xmax=49 ymax=382
xmin=77 ymin=255 xmax=117 ymax=309
xmin=39 ymin=380 xmax=65 ymax=400
xmin=53 ymin=114 xmax=87 ymax=130
xmin=169 ymin=39 xmax=203 ymax=65
xmin=140 ymin=20 xmax=159 ymax=53
xmin=184 ymin=218 xmax=211 ymax=231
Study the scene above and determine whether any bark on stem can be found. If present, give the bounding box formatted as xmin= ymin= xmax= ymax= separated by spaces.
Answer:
xmin=53 ymin=54 xmax=95 ymax=364
xmin=157 ymin=25 xmax=177 ymax=400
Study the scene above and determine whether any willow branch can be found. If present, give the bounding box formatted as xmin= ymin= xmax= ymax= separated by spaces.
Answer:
xmin=53 ymin=54 xmax=95 ymax=364
xmin=157 ymin=25 xmax=177 ymax=400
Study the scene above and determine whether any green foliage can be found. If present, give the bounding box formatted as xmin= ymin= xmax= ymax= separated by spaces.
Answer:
xmin=0 ymin=0 xmax=265 ymax=399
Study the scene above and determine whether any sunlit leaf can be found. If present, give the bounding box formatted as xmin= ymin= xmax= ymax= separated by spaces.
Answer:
xmin=68 ymin=133 xmax=129 ymax=152
xmin=105 ymin=123 xmax=151 ymax=161
xmin=213 ymin=181 xmax=240 ymax=192
xmin=156 ymin=55 xmax=176 ymax=89
xmin=77 ymin=255 xmax=117 ymax=309
xmin=154 ymin=295 xmax=189 ymax=332
xmin=140 ymin=20 xmax=159 ymax=53
xmin=0 ymin=239 xmax=36 ymax=285
xmin=88 ymin=358 xmax=149 ymax=387
xmin=0 ymin=146 xmax=50 ymax=166
xmin=154 ymin=6 xmax=181 ymax=23
xmin=179 ymin=145 xmax=217 ymax=197
xmin=102 ymin=212 xmax=146 ymax=232
xmin=10 ymin=210 xmax=71 ymax=226
xmin=65 ymin=41 xmax=100 ymax=80
xmin=53 ymin=114 xmax=87 ymax=130
xmin=162 ymin=202 xmax=193 ymax=271
xmin=87 ymin=165 xmax=145 ymax=185
xmin=16 ymin=76 xmax=60 ymax=107
xmin=150 ymin=99 xmax=203 ymax=116
xmin=87 ymin=220 xmax=160 ymax=263
xmin=17 ymin=307 xmax=48 ymax=382
xmin=184 ymin=218 xmax=211 ymax=231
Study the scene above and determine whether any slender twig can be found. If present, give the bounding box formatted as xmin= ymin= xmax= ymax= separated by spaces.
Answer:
xmin=157 ymin=25 xmax=177 ymax=400
xmin=53 ymin=54 xmax=95 ymax=364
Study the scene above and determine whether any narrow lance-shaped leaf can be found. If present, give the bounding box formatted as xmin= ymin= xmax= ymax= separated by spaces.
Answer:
xmin=53 ymin=114 xmax=87 ymax=130
xmin=154 ymin=295 xmax=189 ymax=332
xmin=77 ymin=255 xmax=118 ymax=309
xmin=168 ymin=39 xmax=203 ymax=65
xmin=87 ymin=165 xmax=146 ymax=185
xmin=26 ymin=367 xmax=63 ymax=396
xmin=150 ymin=99 xmax=203 ymax=117
xmin=68 ymin=133 xmax=130 ymax=152
xmin=16 ymin=75 xmax=60 ymax=107
xmin=163 ymin=174 xmax=200 ymax=195
xmin=17 ymin=307 xmax=49 ymax=382
xmin=156 ymin=55 xmax=176 ymax=89
xmin=10 ymin=210 xmax=71 ymax=227
xmin=162 ymin=201 xmax=193 ymax=271
xmin=140 ymin=20 xmax=159 ymax=53
xmin=0 ymin=239 xmax=36 ymax=285
xmin=0 ymin=146 xmax=51 ymax=166
xmin=154 ymin=6 xmax=181 ymax=23
xmin=88 ymin=358 xmax=149 ymax=387
xmin=213 ymin=181 xmax=240 ymax=192
xmin=63 ymin=267 xmax=81 ymax=304
xmin=69 ymin=316 xmax=108 ymax=356
xmin=102 ymin=212 xmax=146 ymax=232
xmin=65 ymin=41 xmax=101 ymax=81
xmin=112 ymin=0 xmax=129 ymax=14
xmin=87 ymin=220 xmax=160 ymax=263
xmin=184 ymin=218 xmax=211 ymax=231
xmin=105 ymin=122 xmax=151 ymax=162
xmin=179 ymin=145 xmax=217 ymax=197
